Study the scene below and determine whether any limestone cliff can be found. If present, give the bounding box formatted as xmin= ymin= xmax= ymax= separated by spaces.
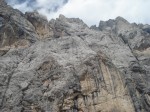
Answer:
xmin=0 ymin=1 xmax=150 ymax=112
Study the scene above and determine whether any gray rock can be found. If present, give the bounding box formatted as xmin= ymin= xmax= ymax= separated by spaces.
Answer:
xmin=0 ymin=1 xmax=150 ymax=112
xmin=0 ymin=2 xmax=38 ymax=49
xmin=0 ymin=17 xmax=4 ymax=28
xmin=25 ymin=11 xmax=54 ymax=39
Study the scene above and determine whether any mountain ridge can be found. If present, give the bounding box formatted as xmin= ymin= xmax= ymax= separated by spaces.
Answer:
xmin=0 ymin=0 xmax=150 ymax=112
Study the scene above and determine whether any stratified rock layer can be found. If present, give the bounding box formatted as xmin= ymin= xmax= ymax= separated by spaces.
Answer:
xmin=0 ymin=1 xmax=150 ymax=112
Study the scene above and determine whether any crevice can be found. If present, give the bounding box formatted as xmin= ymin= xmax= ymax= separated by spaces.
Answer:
xmin=0 ymin=49 xmax=30 ymax=109
xmin=119 ymin=34 xmax=139 ymax=62
xmin=0 ymin=68 xmax=15 ymax=108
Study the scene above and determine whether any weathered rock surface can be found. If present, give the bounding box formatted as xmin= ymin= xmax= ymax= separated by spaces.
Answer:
xmin=0 ymin=1 xmax=150 ymax=112
xmin=25 ymin=11 xmax=53 ymax=39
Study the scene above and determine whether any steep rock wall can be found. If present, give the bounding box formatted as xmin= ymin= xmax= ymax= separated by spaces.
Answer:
xmin=0 ymin=1 xmax=150 ymax=112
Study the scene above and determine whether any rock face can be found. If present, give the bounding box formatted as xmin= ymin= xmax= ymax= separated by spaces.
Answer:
xmin=0 ymin=0 xmax=38 ymax=56
xmin=25 ymin=11 xmax=53 ymax=39
xmin=0 ymin=1 xmax=150 ymax=112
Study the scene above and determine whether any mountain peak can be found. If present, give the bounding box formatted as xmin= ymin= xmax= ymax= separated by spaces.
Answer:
xmin=115 ymin=16 xmax=129 ymax=23
xmin=59 ymin=14 xmax=66 ymax=19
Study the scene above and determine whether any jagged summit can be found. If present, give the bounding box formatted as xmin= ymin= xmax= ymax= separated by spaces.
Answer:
xmin=115 ymin=16 xmax=129 ymax=23
xmin=90 ymin=16 xmax=131 ymax=33
xmin=0 ymin=1 xmax=150 ymax=112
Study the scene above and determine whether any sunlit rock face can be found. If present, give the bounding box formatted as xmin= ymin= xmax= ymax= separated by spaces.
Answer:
xmin=0 ymin=1 xmax=150 ymax=112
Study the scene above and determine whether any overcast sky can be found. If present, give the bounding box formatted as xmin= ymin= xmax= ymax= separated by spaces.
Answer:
xmin=6 ymin=0 xmax=150 ymax=26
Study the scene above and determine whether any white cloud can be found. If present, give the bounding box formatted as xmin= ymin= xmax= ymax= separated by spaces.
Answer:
xmin=7 ymin=0 xmax=150 ymax=26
